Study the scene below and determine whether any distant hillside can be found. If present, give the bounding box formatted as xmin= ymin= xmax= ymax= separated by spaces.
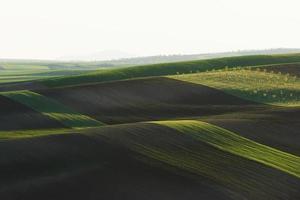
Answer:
xmin=40 ymin=53 xmax=300 ymax=88
xmin=98 ymin=48 xmax=300 ymax=65
xmin=1 ymin=48 xmax=300 ymax=70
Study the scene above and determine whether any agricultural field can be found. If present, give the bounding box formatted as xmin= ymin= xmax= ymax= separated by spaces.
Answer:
xmin=0 ymin=61 xmax=113 ymax=84
xmin=0 ymin=54 xmax=300 ymax=200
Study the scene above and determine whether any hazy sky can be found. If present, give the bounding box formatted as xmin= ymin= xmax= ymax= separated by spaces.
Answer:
xmin=0 ymin=0 xmax=300 ymax=60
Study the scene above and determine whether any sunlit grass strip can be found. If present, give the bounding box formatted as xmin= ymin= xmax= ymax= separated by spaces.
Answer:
xmin=170 ymin=69 xmax=300 ymax=107
xmin=0 ymin=128 xmax=71 ymax=140
xmin=0 ymin=90 xmax=104 ymax=128
xmin=154 ymin=120 xmax=300 ymax=178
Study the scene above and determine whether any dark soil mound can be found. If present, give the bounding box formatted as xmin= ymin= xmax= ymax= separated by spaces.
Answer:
xmin=39 ymin=77 xmax=262 ymax=124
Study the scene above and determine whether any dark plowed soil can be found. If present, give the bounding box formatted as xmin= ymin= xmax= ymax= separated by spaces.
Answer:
xmin=0 ymin=95 xmax=65 ymax=131
xmin=202 ymin=107 xmax=300 ymax=156
xmin=263 ymin=63 xmax=300 ymax=76
xmin=1 ymin=123 xmax=299 ymax=200
xmin=39 ymin=77 xmax=262 ymax=124
xmin=0 ymin=133 xmax=232 ymax=200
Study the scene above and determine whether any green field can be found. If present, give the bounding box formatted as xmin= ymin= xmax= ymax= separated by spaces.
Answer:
xmin=0 ymin=53 xmax=299 ymax=200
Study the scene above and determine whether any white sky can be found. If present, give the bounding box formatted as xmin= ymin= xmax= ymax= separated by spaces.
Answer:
xmin=0 ymin=0 xmax=300 ymax=60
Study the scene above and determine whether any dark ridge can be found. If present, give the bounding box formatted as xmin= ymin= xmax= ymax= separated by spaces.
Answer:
xmin=38 ymin=77 xmax=263 ymax=124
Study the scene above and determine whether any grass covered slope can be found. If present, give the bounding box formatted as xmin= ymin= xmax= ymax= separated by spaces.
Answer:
xmin=40 ymin=54 xmax=300 ymax=87
xmin=172 ymin=68 xmax=300 ymax=106
xmin=1 ymin=91 xmax=104 ymax=128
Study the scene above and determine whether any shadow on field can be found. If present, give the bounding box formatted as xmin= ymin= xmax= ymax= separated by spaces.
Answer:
xmin=0 ymin=132 xmax=231 ymax=200
xmin=38 ymin=77 xmax=264 ymax=124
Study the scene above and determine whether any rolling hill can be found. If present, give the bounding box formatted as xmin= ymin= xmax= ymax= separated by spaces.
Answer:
xmin=40 ymin=54 xmax=300 ymax=88
xmin=0 ymin=121 xmax=299 ymax=200
xmin=0 ymin=53 xmax=299 ymax=200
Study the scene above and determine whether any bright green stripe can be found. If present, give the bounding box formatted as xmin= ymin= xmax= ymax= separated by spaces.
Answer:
xmin=154 ymin=120 xmax=300 ymax=178
xmin=0 ymin=129 xmax=71 ymax=140
xmin=1 ymin=90 xmax=104 ymax=128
